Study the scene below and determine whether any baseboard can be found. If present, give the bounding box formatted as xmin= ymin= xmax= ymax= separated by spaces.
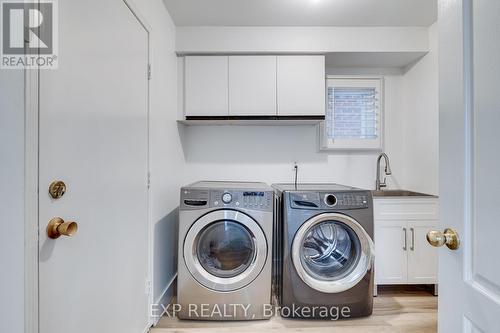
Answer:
xmin=142 ymin=322 xmax=152 ymax=333
xmin=151 ymin=273 xmax=177 ymax=327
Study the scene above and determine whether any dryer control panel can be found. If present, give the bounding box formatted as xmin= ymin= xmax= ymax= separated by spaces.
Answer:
xmin=289 ymin=191 xmax=370 ymax=210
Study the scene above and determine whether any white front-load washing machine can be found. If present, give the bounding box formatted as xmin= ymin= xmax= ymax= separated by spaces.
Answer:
xmin=177 ymin=181 xmax=273 ymax=320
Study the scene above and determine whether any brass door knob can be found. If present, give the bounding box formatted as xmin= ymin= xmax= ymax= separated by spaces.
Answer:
xmin=47 ymin=217 xmax=78 ymax=239
xmin=426 ymin=228 xmax=460 ymax=250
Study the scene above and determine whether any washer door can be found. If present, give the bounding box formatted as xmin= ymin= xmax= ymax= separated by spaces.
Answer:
xmin=184 ymin=209 xmax=267 ymax=292
xmin=292 ymin=213 xmax=374 ymax=293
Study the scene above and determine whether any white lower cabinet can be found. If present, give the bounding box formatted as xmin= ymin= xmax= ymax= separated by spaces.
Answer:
xmin=407 ymin=220 xmax=439 ymax=284
xmin=375 ymin=220 xmax=408 ymax=284
xmin=374 ymin=198 xmax=439 ymax=287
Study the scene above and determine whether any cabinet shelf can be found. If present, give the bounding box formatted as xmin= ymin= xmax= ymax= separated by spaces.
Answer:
xmin=177 ymin=116 xmax=325 ymax=126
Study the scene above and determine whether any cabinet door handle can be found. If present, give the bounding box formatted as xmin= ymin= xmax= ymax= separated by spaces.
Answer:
xmin=410 ymin=227 xmax=415 ymax=251
xmin=403 ymin=227 xmax=407 ymax=251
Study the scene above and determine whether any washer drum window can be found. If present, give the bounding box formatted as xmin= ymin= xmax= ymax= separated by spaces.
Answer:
xmin=197 ymin=221 xmax=255 ymax=278
xmin=184 ymin=209 xmax=268 ymax=292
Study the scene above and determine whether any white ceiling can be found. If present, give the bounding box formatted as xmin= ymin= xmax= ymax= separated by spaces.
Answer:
xmin=163 ymin=0 xmax=437 ymax=27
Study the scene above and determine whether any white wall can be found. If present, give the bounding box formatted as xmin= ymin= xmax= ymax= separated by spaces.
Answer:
xmin=179 ymin=74 xmax=406 ymax=190
xmin=179 ymin=25 xmax=439 ymax=196
xmin=132 ymin=0 xmax=183 ymax=314
xmin=0 ymin=70 xmax=25 ymax=332
xmin=176 ymin=26 xmax=429 ymax=54
xmin=400 ymin=23 xmax=439 ymax=195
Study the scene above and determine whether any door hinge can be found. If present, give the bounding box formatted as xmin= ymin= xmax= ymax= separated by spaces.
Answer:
xmin=147 ymin=172 xmax=151 ymax=189
xmin=147 ymin=64 xmax=152 ymax=80
xmin=145 ymin=279 xmax=152 ymax=295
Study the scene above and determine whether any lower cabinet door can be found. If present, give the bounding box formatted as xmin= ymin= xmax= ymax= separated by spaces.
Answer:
xmin=407 ymin=220 xmax=439 ymax=284
xmin=375 ymin=220 xmax=408 ymax=284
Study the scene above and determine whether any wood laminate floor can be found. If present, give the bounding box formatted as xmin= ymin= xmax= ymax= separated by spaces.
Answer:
xmin=150 ymin=286 xmax=437 ymax=333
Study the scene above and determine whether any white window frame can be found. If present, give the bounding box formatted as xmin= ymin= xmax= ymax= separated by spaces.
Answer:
xmin=319 ymin=76 xmax=384 ymax=151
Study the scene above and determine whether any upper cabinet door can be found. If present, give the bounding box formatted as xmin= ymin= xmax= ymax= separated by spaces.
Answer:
xmin=185 ymin=56 xmax=228 ymax=116
xmin=229 ymin=56 xmax=277 ymax=116
xmin=277 ymin=55 xmax=325 ymax=116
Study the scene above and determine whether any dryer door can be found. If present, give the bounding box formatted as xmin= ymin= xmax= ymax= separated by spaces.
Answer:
xmin=292 ymin=213 xmax=374 ymax=293
xmin=184 ymin=209 xmax=267 ymax=292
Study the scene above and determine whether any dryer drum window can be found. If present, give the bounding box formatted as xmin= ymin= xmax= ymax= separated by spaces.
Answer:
xmin=292 ymin=212 xmax=374 ymax=293
xmin=300 ymin=221 xmax=361 ymax=281
xmin=196 ymin=220 xmax=256 ymax=278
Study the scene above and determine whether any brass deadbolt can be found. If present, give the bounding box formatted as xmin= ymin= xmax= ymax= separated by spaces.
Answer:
xmin=49 ymin=180 xmax=66 ymax=199
xmin=426 ymin=228 xmax=460 ymax=250
xmin=47 ymin=217 xmax=78 ymax=239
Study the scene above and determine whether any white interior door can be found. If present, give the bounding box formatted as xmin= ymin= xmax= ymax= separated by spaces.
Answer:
xmin=439 ymin=0 xmax=500 ymax=331
xmin=38 ymin=1 xmax=150 ymax=333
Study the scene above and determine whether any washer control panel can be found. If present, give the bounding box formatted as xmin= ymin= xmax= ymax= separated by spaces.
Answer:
xmin=221 ymin=192 xmax=233 ymax=204
xmin=211 ymin=190 xmax=273 ymax=211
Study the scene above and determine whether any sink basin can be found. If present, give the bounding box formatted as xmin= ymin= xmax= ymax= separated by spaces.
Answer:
xmin=372 ymin=190 xmax=436 ymax=197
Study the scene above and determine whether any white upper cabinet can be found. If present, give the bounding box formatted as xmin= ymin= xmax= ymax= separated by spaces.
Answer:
xmin=183 ymin=55 xmax=325 ymax=119
xmin=228 ymin=56 xmax=277 ymax=116
xmin=277 ymin=55 xmax=325 ymax=116
xmin=185 ymin=56 xmax=228 ymax=116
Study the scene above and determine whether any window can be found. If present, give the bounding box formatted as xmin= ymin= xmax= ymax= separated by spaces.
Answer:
xmin=320 ymin=77 xmax=383 ymax=150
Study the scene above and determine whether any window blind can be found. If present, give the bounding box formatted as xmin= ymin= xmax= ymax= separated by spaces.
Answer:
xmin=326 ymin=87 xmax=379 ymax=140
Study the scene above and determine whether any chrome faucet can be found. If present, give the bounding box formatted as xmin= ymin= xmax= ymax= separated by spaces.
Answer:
xmin=376 ymin=153 xmax=392 ymax=190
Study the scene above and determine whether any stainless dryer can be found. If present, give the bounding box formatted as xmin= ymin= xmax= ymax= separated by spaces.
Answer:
xmin=273 ymin=183 xmax=375 ymax=319
xmin=178 ymin=181 xmax=273 ymax=320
